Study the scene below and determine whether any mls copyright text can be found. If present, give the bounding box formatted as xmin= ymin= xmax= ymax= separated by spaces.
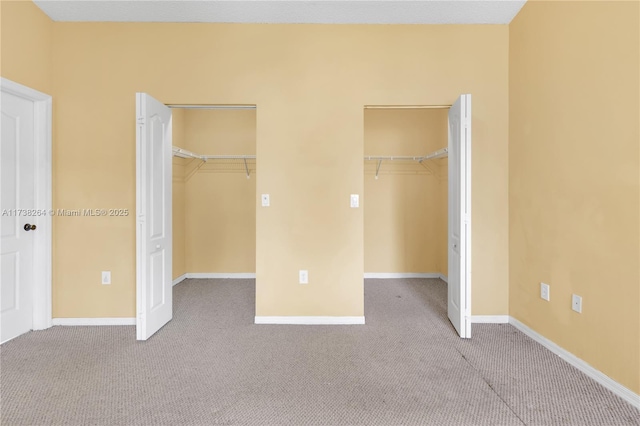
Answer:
xmin=2 ymin=209 xmax=130 ymax=217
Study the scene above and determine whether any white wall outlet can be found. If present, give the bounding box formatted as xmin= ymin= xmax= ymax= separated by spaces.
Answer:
xmin=540 ymin=282 xmax=550 ymax=301
xmin=261 ymin=194 xmax=270 ymax=207
xmin=350 ymin=194 xmax=359 ymax=208
xmin=572 ymin=294 xmax=582 ymax=313
xmin=299 ymin=270 xmax=308 ymax=284
xmin=101 ymin=271 xmax=111 ymax=285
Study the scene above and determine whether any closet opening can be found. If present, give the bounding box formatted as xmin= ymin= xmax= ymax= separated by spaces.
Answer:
xmin=171 ymin=105 xmax=257 ymax=312
xmin=364 ymin=106 xmax=448 ymax=279
xmin=364 ymin=104 xmax=468 ymax=334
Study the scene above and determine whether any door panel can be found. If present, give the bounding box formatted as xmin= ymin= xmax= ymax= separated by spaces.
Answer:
xmin=1 ymin=92 xmax=35 ymax=343
xmin=136 ymin=93 xmax=172 ymax=340
xmin=447 ymin=94 xmax=471 ymax=338
xmin=150 ymin=116 xmax=165 ymax=239
xmin=150 ymin=250 xmax=165 ymax=311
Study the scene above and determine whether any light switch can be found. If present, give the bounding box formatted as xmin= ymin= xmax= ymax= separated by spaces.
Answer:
xmin=350 ymin=194 xmax=359 ymax=208
xmin=102 ymin=271 xmax=111 ymax=285
xmin=261 ymin=194 xmax=270 ymax=207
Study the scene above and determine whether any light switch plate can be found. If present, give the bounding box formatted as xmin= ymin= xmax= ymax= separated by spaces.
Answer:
xmin=350 ymin=194 xmax=359 ymax=208
xmin=102 ymin=271 xmax=111 ymax=285
xmin=261 ymin=194 xmax=270 ymax=207
xmin=299 ymin=270 xmax=308 ymax=284
xmin=572 ymin=294 xmax=582 ymax=313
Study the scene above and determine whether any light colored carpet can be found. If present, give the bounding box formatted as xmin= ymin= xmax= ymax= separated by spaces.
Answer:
xmin=1 ymin=278 xmax=638 ymax=425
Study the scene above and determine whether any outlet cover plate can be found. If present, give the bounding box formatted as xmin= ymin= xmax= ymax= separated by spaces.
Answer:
xmin=540 ymin=282 xmax=550 ymax=301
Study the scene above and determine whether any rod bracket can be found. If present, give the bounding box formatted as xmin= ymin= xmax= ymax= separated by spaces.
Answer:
xmin=375 ymin=159 xmax=383 ymax=180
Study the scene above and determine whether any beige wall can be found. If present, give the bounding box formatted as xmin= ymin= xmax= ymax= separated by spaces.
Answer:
xmin=172 ymin=108 xmax=186 ymax=279
xmin=3 ymin=20 xmax=510 ymax=317
xmin=3 ymin=0 xmax=637 ymax=395
xmin=0 ymin=0 xmax=52 ymax=94
xmin=182 ymin=109 xmax=256 ymax=273
xmin=363 ymin=109 xmax=448 ymax=274
xmin=509 ymin=0 xmax=640 ymax=393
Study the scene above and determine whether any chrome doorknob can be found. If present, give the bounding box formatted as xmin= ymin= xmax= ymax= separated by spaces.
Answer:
xmin=23 ymin=223 xmax=36 ymax=231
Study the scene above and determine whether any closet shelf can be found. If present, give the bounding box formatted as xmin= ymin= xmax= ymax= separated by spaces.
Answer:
xmin=173 ymin=146 xmax=256 ymax=179
xmin=172 ymin=146 xmax=255 ymax=161
xmin=365 ymin=147 xmax=448 ymax=179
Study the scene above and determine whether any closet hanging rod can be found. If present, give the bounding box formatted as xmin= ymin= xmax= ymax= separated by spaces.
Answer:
xmin=363 ymin=148 xmax=448 ymax=163
xmin=202 ymin=155 xmax=256 ymax=160
xmin=364 ymin=156 xmax=424 ymax=161
xmin=364 ymin=105 xmax=450 ymax=110
xmin=172 ymin=147 xmax=256 ymax=161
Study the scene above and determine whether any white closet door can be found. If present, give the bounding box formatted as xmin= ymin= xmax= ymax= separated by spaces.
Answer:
xmin=1 ymin=92 xmax=36 ymax=343
xmin=136 ymin=93 xmax=173 ymax=341
xmin=447 ymin=94 xmax=472 ymax=338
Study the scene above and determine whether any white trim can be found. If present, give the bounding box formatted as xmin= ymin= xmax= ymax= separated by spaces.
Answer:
xmin=509 ymin=317 xmax=640 ymax=409
xmin=53 ymin=318 xmax=136 ymax=326
xmin=470 ymin=315 xmax=509 ymax=324
xmin=186 ymin=273 xmax=256 ymax=279
xmin=364 ymin=273 xmax=444 ymax=279
xmin=1 ymin=78 xmax=53 ymax=331
xmin=255 ymin=316 xmax=365 ymax=325
xmin=438 ymin=273 xmax=448 ymax=283
xmin=172 ymin=274 xmax=187 ymax=286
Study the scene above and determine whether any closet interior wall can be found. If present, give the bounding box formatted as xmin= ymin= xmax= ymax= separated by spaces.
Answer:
xmin=364 ymin=109 xmax=448 ymax=275
xmin=173 ymin=109 xmax=187 ymax=279
xmin=172 ymin=108 xmax=257 ymax=279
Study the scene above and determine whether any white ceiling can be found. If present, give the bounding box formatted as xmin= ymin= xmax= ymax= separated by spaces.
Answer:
xmin=33 ymin=1 xmax=527 ymax=25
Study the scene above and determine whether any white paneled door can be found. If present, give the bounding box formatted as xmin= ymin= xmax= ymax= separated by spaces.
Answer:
xmin=447 ymin=94 xmax=472 ymax=338
xmin=1 ymin=92 xmax=36 ymax=343
xmin=136 ymin=93 xmax=173 ymax=341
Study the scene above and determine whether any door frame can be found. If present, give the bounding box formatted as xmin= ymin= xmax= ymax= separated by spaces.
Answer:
xmin=1 ymin=78 xmax=53 ymax=332
xmin=362 ymin=102 xmax=472 ymax=335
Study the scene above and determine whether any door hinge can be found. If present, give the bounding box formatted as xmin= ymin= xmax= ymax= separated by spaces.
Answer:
xmin=137 ymin=116 xmax=145 ymax=126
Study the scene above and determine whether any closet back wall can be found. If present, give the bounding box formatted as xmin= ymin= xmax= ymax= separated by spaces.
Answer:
xmin=364 ymin=109 xmax=448 ymax=275
xmin=184 ymin=109 xmax=256 ymax=274
xmin=172 ymin=108 xmax=187 ymax=280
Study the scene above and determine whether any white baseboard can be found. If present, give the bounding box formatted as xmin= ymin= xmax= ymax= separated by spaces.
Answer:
xmin=364 ymin=273 xmax=447 ymax=280
xmin=470 ymin=315 xmax=509 ymax=323
xmin=186 ymin=273 xmax=256 ymax=279
xmin=509 ymin=317 xmax=640 ymax=410
xmin=255 ymin=316 xmax=365 ymax=325
xmin=53 ymin=318 xmax=135 ymax=326
xmin=172 ymin=273 xmax=187 ymax=286
xmin=439 ymin=273 xmax=448 ymax=283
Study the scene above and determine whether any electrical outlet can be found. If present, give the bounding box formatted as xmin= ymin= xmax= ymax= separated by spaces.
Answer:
xmin=540 ymin=282 xmax=550 ymax=301
xmin=101 ymin=271 xmax=111 ymax=285
xmin=299 ymin=270 xmax=308 ymax=284
xmin=261 ymin=194 xmax=270 ymax=207
xmin=572 ymin=294 xmax=582 ymax=313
